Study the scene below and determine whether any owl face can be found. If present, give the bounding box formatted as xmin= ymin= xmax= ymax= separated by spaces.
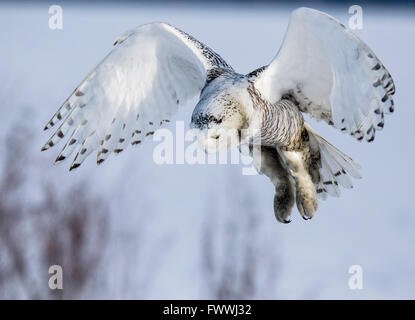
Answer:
xmin=190 ymin=91 xmax=246 ymax=153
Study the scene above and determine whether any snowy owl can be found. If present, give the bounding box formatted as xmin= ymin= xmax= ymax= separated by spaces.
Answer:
xmin=42 ymin=8 xmax=395 ymax=223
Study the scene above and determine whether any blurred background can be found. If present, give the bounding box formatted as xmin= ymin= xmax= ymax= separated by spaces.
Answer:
xmin=0 ymin=0 xmax=414 ymax=299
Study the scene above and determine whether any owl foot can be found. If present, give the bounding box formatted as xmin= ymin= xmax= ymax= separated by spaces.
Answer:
xmin=273 ymin=183 xmax=295 ymax=223
xmin=296 ymin=188 xmax=318 ymax=220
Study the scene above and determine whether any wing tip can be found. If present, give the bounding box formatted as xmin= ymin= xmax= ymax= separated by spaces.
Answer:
xmin=69 ymin=162 xmax=80 ymax=172
xmin=54 ymin=155 xmax=66 ymax=164
xmin=43 ymin=121 xmax=54 ymax=131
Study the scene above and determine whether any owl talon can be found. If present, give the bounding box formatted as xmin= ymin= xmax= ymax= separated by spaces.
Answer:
xmin=296 ymin=187 xmax=317 ymax=220
xmin=274 ymin=184 xmax=295 ymax=224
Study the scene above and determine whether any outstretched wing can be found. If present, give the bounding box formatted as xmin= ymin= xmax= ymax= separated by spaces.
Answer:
xmin=42 ymin=22 xmax=232 ymax=170
xmin=254 ymin=7 xmax=395 ymax=142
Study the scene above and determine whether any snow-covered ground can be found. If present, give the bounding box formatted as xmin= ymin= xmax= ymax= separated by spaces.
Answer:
xmin=0 ymin=2 xmax=414 ymax=299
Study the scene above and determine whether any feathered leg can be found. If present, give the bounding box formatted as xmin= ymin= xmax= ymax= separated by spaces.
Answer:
xmin=252 ymin=145 xmax=295 ymax=223
xmin=280 ymin=143 xmax=318 ymax=220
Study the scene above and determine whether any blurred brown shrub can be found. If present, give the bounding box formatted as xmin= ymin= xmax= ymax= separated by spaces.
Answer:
xmin=0 ymin=125 xmax=108 ymax=299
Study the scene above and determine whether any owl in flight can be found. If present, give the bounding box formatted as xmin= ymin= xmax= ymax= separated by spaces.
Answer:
xmin=42 ymin=8 xmax=395 ymax=223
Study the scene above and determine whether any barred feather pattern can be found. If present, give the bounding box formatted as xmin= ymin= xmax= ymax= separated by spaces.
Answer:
xmin=247 ymin=83 xmax=304 ymax=150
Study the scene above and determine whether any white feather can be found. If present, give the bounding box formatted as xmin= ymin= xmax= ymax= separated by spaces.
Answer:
xmin=42 ymin=22 xmax=230 ymax=170
xmin=255 ymin=7 xmax=395 ymax=142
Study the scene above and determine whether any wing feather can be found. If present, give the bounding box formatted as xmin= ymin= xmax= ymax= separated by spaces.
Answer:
xmin=254 ymin=7 xmax=395 ymax=142
xmin=42 ymin=22 xmax=232 ymax=169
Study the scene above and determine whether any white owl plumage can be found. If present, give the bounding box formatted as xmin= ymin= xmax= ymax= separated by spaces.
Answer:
xmin=42 ymin=8 xmax=395 ymax=223
xmin=255 ymin=8 xmax=394 ymax=139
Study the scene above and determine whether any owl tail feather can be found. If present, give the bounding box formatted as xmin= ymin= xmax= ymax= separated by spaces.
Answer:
xmin=305 ymin=123 xmax=362 ymax=200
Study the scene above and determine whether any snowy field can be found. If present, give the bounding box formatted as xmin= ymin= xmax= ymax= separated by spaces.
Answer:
xmin=0 ymin=1 xmax=414 ymax=299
